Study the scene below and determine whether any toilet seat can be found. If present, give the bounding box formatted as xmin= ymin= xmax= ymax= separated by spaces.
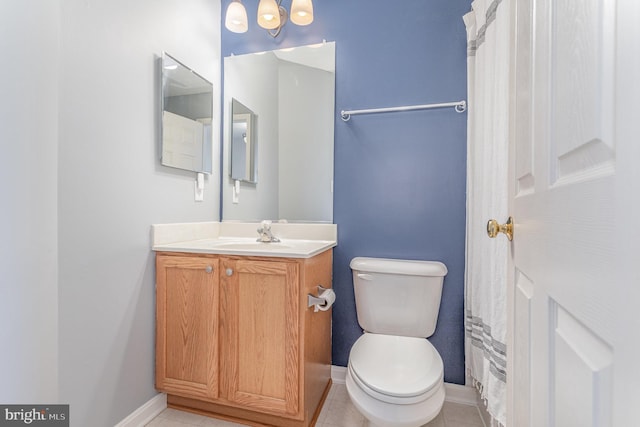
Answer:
xmin=348 ymin=333 xmax=443 ymax=405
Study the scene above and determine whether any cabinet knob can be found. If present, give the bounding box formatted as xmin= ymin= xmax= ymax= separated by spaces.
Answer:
xmin=205 ymin=266 xmax=213 ymax=274
xmin=226 ymin=268 xmax=234 ymax=276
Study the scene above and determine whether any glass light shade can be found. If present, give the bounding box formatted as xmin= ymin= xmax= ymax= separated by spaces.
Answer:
xmin=290 ymin=0 xmax=314 ymax=26
xmin=225 ymin=0 xmax=248 ymax=33
xmin=257 ymin=0 xmax=281 ymax=30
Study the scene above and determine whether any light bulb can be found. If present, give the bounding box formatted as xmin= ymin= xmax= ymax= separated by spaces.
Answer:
xmin=290 ymin=0 xmax=313 ymax=26
xmin=225 ymin=0 xmax=248 ymax=33
xmin=257 ymin=0 xmax=281 ymax=30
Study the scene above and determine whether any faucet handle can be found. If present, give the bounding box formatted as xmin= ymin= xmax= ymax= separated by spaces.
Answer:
xmin=261 ymin=220 xmax=272 ymax=230
xmin=257 ymin=220 xmax=279 ymax=242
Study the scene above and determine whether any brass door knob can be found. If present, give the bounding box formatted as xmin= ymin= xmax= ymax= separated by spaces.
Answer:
xmin=487 ymin=217 xmax=514 ymax=241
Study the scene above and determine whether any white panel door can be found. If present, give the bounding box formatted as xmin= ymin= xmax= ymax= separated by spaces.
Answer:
xmin=507 ymin=0 xmax=640 ymax=426
xmin=162 ymin=110 xmax=204 ymax=170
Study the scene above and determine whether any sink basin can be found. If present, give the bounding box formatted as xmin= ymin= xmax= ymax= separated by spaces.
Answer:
xmin=153 ymin=237 xmax=335 ymax=258
xmin=213 ymin=241 xmax=292 ymax=250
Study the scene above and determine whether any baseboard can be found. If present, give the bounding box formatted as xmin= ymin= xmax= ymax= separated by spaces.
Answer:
xmin=331 ymin=365 xmax=478 ymax=406
xmin=331 ymin=365 xmax=348 ymax=384
xmin=114 ymin=393 xmax=167 ymax=427
xmin=443 ymin=382 xmax=478 ymax=406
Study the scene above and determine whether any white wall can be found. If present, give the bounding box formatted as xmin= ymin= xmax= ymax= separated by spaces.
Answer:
xmin=57 ymin=1 xmax=220 ymax=426
xmin=223 ymin=52 xmax=280 ymax=221
xmin=0 ymin=0 xmax=60 ymax=403
xmin=278 ymin=62 xmax=334 ymax=221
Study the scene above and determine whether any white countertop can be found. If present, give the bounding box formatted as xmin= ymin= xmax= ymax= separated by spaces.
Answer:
xmin=151 ymin=221 xmax=337 ymax=259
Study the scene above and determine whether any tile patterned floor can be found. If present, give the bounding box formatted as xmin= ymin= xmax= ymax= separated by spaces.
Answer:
xmin=146 ymin=383 xmax=485 ymax=427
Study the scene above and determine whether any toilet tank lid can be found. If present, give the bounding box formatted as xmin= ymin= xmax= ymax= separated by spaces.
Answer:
xmin=350 ymin=257 xmax=447 ymax=277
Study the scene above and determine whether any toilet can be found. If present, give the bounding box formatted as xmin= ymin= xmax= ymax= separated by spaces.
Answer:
xmin=346 ymin=257 xmax=448 ymax=427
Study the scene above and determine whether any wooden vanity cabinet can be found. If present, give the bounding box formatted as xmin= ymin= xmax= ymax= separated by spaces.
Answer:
xmin=155 ymin=250 xmax=333 ymax=427
xmin=219 ymin=257 xmax=301 ymax=416
xmin=155 ymin=255 xmax=220 ymax=400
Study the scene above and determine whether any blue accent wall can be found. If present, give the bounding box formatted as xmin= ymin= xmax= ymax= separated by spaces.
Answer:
xmin=222 ymin=0 xmax=470 ymax=385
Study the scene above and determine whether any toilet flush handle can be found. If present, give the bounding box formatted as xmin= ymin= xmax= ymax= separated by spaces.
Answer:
xmin=357 ymin=273 xmax=374 ymax=281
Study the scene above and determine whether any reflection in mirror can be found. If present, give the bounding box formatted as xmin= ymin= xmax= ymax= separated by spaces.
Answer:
xmin=223 ymin=42 xmax=335 ymax=223
xmin=230 ymin=99 xmax=257 ymax=183
xmin=161 ymin=52 xmax=213 ymax=174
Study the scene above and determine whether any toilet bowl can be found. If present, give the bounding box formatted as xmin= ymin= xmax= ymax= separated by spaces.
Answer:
xmin=346 ymin=257 xmax=448 ymax=427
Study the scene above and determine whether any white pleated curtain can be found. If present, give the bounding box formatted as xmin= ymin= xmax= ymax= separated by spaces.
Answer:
xmin=463 ymin=0 xmax=510 ymax=426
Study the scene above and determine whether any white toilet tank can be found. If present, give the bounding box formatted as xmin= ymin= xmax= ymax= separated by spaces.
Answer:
xmin=350 ymin=257 xmax=447 ymax=338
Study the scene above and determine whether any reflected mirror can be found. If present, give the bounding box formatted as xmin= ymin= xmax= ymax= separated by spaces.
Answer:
xmin=161 ymin=52 xmax=213 ymax=174
xmin=230 ymin=99 xmax=257 ymax=183
xmin=223 ymin=42 xmax=335 ymax=223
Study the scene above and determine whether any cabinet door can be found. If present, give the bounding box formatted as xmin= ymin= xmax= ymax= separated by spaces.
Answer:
xmin=220 ymin=258 xmax=300 ymax=417
xmin=156 ymin=255 xmax=219 ymax=400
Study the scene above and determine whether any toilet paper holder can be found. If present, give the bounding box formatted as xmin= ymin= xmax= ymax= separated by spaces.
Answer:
xmin=307 ymin=285 xmax=335 ymax=312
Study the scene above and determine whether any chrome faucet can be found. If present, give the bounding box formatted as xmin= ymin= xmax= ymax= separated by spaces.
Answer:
xmin=256 ymin=220 xmax=280 ymax=243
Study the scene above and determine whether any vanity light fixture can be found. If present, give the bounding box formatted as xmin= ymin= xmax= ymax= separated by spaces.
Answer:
xmin=224 ymin=0 xmax=314 ymax=38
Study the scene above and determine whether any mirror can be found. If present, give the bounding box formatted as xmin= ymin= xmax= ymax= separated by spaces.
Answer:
xmin=230 ymin=99 xmax=257 ymax=183
xmin=223 ymin=42 xmax=335 ymax=223
xmin=161 ymin=52 xmax=213 ymax=174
